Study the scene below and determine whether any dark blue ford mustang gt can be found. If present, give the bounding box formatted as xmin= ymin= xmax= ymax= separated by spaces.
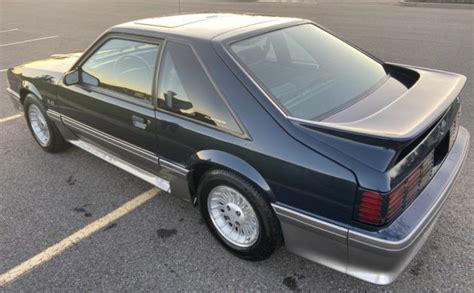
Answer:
xmin=6 ymin=14 xmax=470 ymax=284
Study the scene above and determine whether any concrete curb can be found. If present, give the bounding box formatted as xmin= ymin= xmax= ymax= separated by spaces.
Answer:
xmin=400 ymin=0 xmax=474 ymax=8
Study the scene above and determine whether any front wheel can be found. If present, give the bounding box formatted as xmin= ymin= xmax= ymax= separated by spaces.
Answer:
xmin=198 ymin=169 xmax=282 ymax=260
xmin=24 ymin=94 xmax=68 ymax=153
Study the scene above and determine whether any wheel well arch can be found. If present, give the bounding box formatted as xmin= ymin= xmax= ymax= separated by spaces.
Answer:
xmin=19 ymin=88 xmax=30 ymax=104
xmin=187 ymin=150 xmax=275 ymax=204
xmin=19 ymin=81 xmax=43 ymax=104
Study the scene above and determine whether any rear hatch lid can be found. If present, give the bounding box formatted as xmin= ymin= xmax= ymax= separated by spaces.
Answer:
xmin=308 ymin=63 xmax=465 ymax=141
xmin=299 ymin=64 xmax=466 ymax=172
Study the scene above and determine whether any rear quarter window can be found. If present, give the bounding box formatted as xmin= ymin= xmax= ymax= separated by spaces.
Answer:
xmin=157 ymin=41 xmax=242 ymax=134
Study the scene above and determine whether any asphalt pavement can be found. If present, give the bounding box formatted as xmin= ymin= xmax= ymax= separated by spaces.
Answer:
xmin=0 ymin=0 xmax=473 ymax=291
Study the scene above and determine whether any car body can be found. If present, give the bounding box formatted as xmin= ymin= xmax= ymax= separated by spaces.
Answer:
xmin=5 ymin=14 xmax=470 ymax=285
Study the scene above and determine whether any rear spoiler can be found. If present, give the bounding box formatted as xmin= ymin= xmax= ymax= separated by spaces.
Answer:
xmin=293 ymin=64 xmax=466 ymax=141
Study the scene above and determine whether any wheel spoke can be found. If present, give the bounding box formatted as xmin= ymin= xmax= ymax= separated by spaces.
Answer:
xmin=28 ymin=105 xmax=50 ymax=147
xmin=207 ymin=185 xmax=259 ymax=248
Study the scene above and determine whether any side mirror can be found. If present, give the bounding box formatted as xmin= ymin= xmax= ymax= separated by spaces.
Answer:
xmin=63 ymin=69 xmax=100 ymax=87
xmin=164 ymin=90 xmax=193 ymax=110
xmin=82 ymin=71 xmax=100 ymax=87
xmin=63 ymin=70 xmax=79 ymax=86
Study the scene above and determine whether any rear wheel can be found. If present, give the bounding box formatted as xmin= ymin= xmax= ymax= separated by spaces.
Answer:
xmin=207 ymin=185 xmax=260 ymax=248
xmin=24 ymin=94 xmax=68 ymax=153
xmin=198 ymin=169 xmax=282 ymax=260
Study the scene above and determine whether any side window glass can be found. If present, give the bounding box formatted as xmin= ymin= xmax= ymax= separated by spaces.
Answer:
xmin=82 ymin=39 xmax=160 ymax=103
xmin=157 ymin=41 xmax=241 ymax=133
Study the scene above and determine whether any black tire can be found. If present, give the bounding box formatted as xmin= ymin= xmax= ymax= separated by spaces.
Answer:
xmin=24 ymin=94 xmax=68 ymax=153
xmin=198 ymin=169 xmax=282 ymax=261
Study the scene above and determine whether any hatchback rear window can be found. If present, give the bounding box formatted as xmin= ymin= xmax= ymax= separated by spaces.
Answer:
xmin=231 ymin=24 xmax=387 ymax=120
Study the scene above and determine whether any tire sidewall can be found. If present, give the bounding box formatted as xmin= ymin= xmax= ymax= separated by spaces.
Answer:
xmin=198 ymin=170 xmax=280 ymax=260
xmin=24 ymin=95 xmax=54 ymax=151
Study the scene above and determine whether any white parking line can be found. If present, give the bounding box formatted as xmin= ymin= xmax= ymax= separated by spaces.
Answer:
xmin=0 ymin=187 xmax=159 ymax=286
xmin=0 ymin=28 xmax=19 ymax=33
xmin=0 ymin=69 xmax=7 ymax=73
xmin=0 ymin=35 xmax=58 ymax=48
xmin=0 ymin=113 xmax=22 ymax=123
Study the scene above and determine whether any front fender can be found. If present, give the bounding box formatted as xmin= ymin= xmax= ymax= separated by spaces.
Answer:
xmin=21 ymin=80 xmax=43 ymax=101
xmin=189 ymin=150 xmax=275 ymax=202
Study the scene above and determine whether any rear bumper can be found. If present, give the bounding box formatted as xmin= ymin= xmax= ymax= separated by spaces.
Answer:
xmin=273 ymin=126 xmax=470 ymax=285
xmin=6 ymin=88 xmax=23 ymax=113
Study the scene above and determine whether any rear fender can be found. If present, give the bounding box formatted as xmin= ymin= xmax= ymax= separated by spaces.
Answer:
xmin=188 ymin=150 xmax=275 ymax=203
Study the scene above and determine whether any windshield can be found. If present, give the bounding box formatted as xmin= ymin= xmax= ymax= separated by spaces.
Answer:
xmin=230 ymin=24 xmax=387 ymax=120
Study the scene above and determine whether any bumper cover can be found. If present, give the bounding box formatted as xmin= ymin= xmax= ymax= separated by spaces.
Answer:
xmin=273 ymin=127 xmax=470 ymax=285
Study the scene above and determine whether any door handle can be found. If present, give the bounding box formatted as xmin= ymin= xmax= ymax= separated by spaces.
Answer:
xmin=132 ymin=115 xmax=149 ymax=130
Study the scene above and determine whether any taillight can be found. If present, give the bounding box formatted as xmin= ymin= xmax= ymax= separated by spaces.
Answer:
xmin=355 ymin=152 xmax=433 ymax=226
xmin=449 ymin=107 xmax=461 ymax=150
xmin=386 ymin=184 xmax=404 ymax=219
xmin=356 ymin=191 xmax=384 ymax=225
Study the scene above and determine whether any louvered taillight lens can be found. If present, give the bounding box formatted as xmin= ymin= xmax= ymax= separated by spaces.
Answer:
xmin=386 ymin=184 xmax=404 ymax=220
xmin=449 ymin=107 xmax=461 ymax=150
xmin=354 ymin=152 xmax=434 ymax=226
xmin=355 ymin=191 xmax=384 ymax=225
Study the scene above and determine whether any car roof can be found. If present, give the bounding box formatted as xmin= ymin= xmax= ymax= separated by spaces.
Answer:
xmin=110 ymin=13 xmax=303 ymax=41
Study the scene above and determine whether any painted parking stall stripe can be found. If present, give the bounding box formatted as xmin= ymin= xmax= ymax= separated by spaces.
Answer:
xmin=0 ymin=35 xmax=58 ymax=48
xmin=0 ymin=187 xmax=160 ymax=286
xmin=0 ymin=28 xmax=19 ymax=33
xmin=0 ymin=114 xmax=22 ymax=123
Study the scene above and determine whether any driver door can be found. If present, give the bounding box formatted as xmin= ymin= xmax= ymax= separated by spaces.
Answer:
xmin=57 ymin=36 xmax=162 ymax=174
